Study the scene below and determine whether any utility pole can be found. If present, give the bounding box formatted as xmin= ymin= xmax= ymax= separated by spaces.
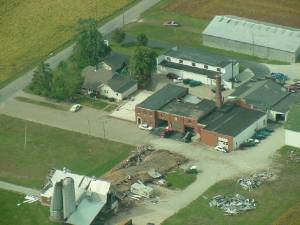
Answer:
xmin=102 ymin=121 xmax=106 ymax=139
xmin=122 ymin=8 xmax=125 ymax=26
xmin=24 ymin=124 xmax=27 ymax=150
xmin=88 ymin=119 xmax=91 ymax=136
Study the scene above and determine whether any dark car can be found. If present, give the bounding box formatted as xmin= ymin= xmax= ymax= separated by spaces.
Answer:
xmin=160 ymin=127 xmax=173 ymax=138
xmin=182 ymin=131 xmax=193 ymax=143
xmin=166 ymin=73 xmax=179 ymax=80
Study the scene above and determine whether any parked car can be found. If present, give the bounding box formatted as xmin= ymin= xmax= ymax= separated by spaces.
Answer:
xmin=189 ymin=80 xmax=202 ymax=87
xmin=160 ymin=127 xmax=173 ymax=138
xmin=163 ymin=20 xmax=180 ymax=27
xmin=182 ymin=131 xmax=193 ymax=143
xmin=215 ymin=145 xmax=228 ymax=153
xmin=70 ymin=104 xmax=82 ymax=112
xmin=138 ymin=123 xmax=153 ymax=131
xmin=173 ymin=77 xmax=183 ymax=83
xmin=183 ymin=78 xmax=192 ymax=85
xmin=270 ymin=72 xmax=288 ymax=82
xmin=166 ymin=73 xmax=179 ymax=80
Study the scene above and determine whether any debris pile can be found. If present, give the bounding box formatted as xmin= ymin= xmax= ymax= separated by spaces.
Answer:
xmin=288 ymin=150 xmax=300 ymax=163
xmin=209 ymin=194 xmax=256 ymax=215
xmin=103 ymin=145 xmax=187 ymax=198
xmin=238 ymin=171 xmax=274 ymax=190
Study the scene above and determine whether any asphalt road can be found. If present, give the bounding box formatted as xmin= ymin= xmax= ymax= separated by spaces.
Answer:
xmin=0 ymin=0 xmax=161 ymax=105
xmin=0 ymin=181 xmax=40 ymax=195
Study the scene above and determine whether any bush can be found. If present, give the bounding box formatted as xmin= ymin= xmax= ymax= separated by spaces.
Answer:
xmin=112 ymin=28 xmax=126 ymax=43
xmin=136 ymin=33 xmax=148 ymax=46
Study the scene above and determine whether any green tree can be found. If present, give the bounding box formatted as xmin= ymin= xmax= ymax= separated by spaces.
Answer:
xmin=130 ymin=47 xmax=157 ymax=88
xmin=136 ymin=33 xmax=148 ymax=46
xmin=29 ymin=62 xmax=53 ymax=96
xmin=50 ymin=61 xmax=83 ymax=101
xmin=112 ymin=28 xmax=126 ymax=43
xmin=73 ymin=18 xmax=111 ymax=69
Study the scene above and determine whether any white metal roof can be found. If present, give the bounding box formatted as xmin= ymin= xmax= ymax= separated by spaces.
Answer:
xmin=203 ymin=15 xmax=300 ymax=52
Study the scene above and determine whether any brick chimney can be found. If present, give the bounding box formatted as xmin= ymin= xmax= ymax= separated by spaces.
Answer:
xmin=215 ymin=74 xmax=223 ymax=109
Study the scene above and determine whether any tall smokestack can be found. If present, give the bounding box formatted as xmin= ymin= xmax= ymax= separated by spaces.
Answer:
xmin=215 ymin=74 xmax=223 ymax=109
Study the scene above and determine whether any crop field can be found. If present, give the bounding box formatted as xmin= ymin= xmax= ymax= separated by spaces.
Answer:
xmin=163 ymin=0 xmax=300 ymax=28
xmin=0 ymin=115 xmax=134 ymax=188
xmin=0 ymin=0 xmax=134 ymax=87
xmin=0 ymin=190 xmax=55 ymax=225
xmin=162 ymin=146 xmax=300 ymax=225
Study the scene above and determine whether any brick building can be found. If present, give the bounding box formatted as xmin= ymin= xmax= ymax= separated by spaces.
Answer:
xmin=135 ymin=83 xmax=267 ymax=151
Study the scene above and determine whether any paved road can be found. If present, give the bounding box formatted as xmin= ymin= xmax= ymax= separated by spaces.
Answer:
xmin=0 ymin=181 xmax=40 ymax=195
xmin=0 ymin=0 xmax=161 ymax=105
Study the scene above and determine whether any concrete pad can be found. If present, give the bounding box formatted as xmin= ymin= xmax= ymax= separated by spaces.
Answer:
xmin=110 ymin=90 xmax=153 ymax=121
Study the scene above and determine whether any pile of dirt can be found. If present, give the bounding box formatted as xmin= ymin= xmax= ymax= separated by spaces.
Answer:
xmin=102 ymin=145 xmax=187 ymax=197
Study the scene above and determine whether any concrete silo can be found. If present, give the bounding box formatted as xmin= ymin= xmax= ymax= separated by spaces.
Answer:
xmin=62 ymin=177 xmax=76 ymax=220
xmin=50 ymin=180 xmax=63 ymax=222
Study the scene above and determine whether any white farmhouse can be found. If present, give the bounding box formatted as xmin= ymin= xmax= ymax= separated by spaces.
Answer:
xmin=157 ymin=48 xmax=239 ymax=89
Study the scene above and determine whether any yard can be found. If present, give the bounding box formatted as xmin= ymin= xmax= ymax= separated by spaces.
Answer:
xmin=162 ymin=146 xmax=300 ymax=225
xmin=166 ymin=169 xmax=197 ymax=190
xmin=0 ymin=0 xmax=135 ymax=87
xmin=0 ymin=114 xmax=134 ymax=189
xmin=0 ymin=190 xmax=55 ymax=225
xmin=123 ymin=0 xmax=297 ymax=64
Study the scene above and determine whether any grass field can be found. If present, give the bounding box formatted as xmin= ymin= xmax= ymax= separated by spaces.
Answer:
xmin=0 ymin=0 xmax=135 ymax=87
xmin=163 ymin=0 xmax=300 ymax=28
xmin=0 ymin=190 xmax=55 ymax=225
xmin=0 ymin=114 xmax=134 ymax=188
xmin=166 ymin=169 xmax=196 ymax=190
xmin=163 ymin=146 xmax=300 ymax=225
xmin=123 ymin=0 xmax=295 ymax=64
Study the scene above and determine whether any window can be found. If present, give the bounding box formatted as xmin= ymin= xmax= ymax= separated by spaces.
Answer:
xmin=166 ymin=57 xmax=171 ymax=61
xmin=217 ymin=68 xmax=221 ymax=72
xmin=179 ymin=59 xmax=183 ymax=64
xmin=204 ymin=65 xmax=208 ymax=69
xmin=192 ymin=62 xmax=196 ymax=67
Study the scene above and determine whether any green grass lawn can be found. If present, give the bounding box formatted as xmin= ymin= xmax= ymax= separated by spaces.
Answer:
xmin=166 ymin=169 xmax=197 ymax=190
xmin=123 ymin=0 xmax=288 ymax=64
xmin=0 ymin=190 xmax=56 ymax=225
xmin=77 ymin=96 xmax=110 ymax=110
xmin=0 ymin=0 xmax=136 ymax=87
xmin=0 ymin=115 xmax=134 ymax=189
xmin=15 ymin=96 xmax=68 ymax=111
xmin=163 ymin=146 xmax=300 ymax=225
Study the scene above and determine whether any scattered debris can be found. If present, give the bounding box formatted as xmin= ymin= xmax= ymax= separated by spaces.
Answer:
xmin=185 ymin=165 xmax=198 ymax=174
xmin=104 ymin=145 xmax=187 ymax=198
xmin=238 ymin=171 xmax=274 ymax=190
xmin=130 ymin=181 xmax=153 ymax=198
xmin=288 ymin=150 xmax=300 ymax=163
xmin=17 ymin=194 xmax=39 ymax=206
xmin=209 ymin=194 xmax=256 ymax=215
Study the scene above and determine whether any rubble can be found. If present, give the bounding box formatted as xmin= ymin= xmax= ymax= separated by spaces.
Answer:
xmin=103 ymin=145 xmax=187 ymax=197
xmin=238 ymin=171 xmax=274 ymax=190
xmin=130 ymin=181 xmax=154 ymax=198
xmin=288 ymin=150 xmax=300 ymax=163
xmin=209 ymin=194 xmax=256 ymax=215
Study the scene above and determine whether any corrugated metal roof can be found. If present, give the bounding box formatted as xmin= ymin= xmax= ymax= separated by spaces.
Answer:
xmin=203 ymin=15 xmax=300 ymax=52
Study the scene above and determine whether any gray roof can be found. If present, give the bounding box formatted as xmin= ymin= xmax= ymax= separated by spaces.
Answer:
xmin=138 ymin=84 xmax=188 ymax=110
xmin=272 ymin=93 xmax=300 ymax=113
xmin=159 ymin=60 xmax=219 ymax=78
xmin=164 ymin=48 xmax=232 ymax=67
xmin=159 ymin=98 xmax=216 ymax=120
xmin=230 ymin=79 xmax=288 ymax=111
xmin=104 ymin=52 xmax=129 ymax=71
xmin=107 ymin=75 xmax=137 ymax=93
xmin=82 ymin=67 xmax=113 ymax=91
xmin=199 ymin=104 xmax=266 ymax=137
xmin=203 ymin=15 xmax=300 ymax=52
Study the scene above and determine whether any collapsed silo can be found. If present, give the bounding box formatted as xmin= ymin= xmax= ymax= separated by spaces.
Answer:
xmin=50 ymin=180 xmax=63 ymax=222
xmin=62 ymin=177 xmax=76 ymax=219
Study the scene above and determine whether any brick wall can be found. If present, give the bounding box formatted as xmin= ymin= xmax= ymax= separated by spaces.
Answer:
xmin=135 ymin=107 xmax=157 ymax=127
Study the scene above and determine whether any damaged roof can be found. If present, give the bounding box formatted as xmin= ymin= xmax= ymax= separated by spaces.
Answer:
xmin=138 ymin=84 xmax=188 ymax=110
xmin=199 ymin=104 xmax=266 ymax=137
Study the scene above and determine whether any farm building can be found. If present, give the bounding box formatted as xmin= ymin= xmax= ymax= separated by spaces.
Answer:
xmin=229 ymin=79 xmax=300 ymax=121
xmin=285 ymin=104 xmax=300 ymax=148
xmin=135 ymin=81 xmax=267 ymax=151
xmin=203 ymin=15 xmax=300 ymax=63
xmin=157 ymin=48 xmax=239 ymax=89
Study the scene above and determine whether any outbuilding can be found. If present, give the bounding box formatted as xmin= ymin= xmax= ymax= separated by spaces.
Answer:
xmin=203 ymin=15 xmax=300 ymax=63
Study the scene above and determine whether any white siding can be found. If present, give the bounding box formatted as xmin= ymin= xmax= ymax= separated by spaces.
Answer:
xmin=233 ymin=114 xmax=267 ymax=149
xmin=100 ymin=85 xmax=122 ymax=101
xmin=285 ymin=129 xmax=300 ymax=148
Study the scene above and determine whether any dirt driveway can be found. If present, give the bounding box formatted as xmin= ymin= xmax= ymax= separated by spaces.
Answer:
xmin=0 ymin=92 xmax=285 ymax=225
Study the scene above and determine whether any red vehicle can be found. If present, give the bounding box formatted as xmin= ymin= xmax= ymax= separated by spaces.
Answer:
xmin=160 ymin=126 xmax=173 ymax=138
